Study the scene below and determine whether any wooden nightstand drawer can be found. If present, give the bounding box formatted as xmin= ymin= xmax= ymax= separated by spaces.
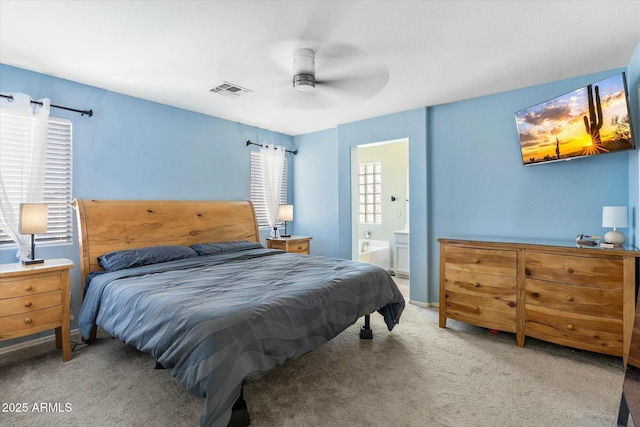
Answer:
xmin=288 ymin=242 xmax=309 ymax=254
xmin=0 ymin=290 xmax=62 ymax=316
xmin=0 ymin=272 xmax=62 ymax=298
xmin=268 ymin=240 xmax=287 ymax=251
xmin=0 ymin=305 xmax=63 ymax=338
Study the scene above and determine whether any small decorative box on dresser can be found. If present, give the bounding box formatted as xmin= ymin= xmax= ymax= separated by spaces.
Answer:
xmin=439 ymin=237 xmax=640 ymax=365
xmin=0 ymin=258 xmax=74 ymax=361
xmin=267 ymin=236 xmax=312 ymax=254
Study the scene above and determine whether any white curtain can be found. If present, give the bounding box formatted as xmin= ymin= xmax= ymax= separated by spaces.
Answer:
xmin=0 ymin=93 xmax=50 ymax=260
xmin=259 ymin=144 xmax=285 ymax=230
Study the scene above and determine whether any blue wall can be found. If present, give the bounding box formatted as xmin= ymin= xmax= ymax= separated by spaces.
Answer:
xmin=292 ymin=128 xmax=339 ymax=257
xmin=1 ymin=39 xmax=639 ymax=330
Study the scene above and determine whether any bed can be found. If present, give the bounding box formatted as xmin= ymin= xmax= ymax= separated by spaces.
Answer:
xmin=72 ymin=199 xmax=405 ymax=427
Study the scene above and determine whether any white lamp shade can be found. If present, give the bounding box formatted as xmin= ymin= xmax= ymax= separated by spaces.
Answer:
xmin=602 ymin=206 xmax=628 ymax=228
xmin=278 ymin=204 xmax=294 ymax=222
xmin=19 ymin=203 xmax=48 ymax=234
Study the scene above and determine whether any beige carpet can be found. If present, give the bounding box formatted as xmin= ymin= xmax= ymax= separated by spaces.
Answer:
xmin=0 ymin=302 xmax=626 ymax=427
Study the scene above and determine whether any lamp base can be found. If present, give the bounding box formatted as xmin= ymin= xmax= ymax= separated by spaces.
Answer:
xmin=604 ymin=230 xmax=626 ymax=246
xmin=22 ymin=258 xmax=44 ymax=265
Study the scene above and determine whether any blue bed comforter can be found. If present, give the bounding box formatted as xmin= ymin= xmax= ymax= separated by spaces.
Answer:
xmin=78 ymin=247 xmax=405 ymax=427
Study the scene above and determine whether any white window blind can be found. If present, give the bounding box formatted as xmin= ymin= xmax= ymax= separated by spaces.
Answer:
xmin=0 ymin=117 xmax=73 ymax=245
xmin=250 ymin=151 xmax=287 ymax=228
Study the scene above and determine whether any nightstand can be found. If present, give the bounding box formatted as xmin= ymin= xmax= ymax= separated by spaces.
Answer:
xmin=0 ymin=258 xmax=74 ymax=361
xmin=267 ymin=236 xmax=312 ymax=254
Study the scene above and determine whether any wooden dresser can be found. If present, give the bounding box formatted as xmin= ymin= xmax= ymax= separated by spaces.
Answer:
xmin=267 ymin=236 xmax=312 ymax=254
xmin=0 ymin=258 xmax=74 ymax=361
xmin=438 ymin=237 xmax=640 ymax=365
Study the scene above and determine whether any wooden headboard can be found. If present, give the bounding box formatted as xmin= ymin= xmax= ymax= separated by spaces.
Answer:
xmin=72 ymin=199 xmax=260 ymax=287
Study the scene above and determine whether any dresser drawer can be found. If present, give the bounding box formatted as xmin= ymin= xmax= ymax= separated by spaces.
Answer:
xmin=444 ymin=268 xmax=516 ymax=297
xmin=444 ymin=246 xmax=516 ymax=276
xmin=0 ymin=272 xmax=62 ymax=298
xmin=443 ymin=289 xmax=516 ymax=333
xmin=0 ymin=290 xmax=62 ymax=316
xmin=0 ymin=305 xmax=63 ymax=337
xmin=526 ymin=279 xmax=622 ymax=319
xmin=524 ymin=252 xmax=623 ymax=288
xmin=525 ymin=305 xmax=622 ymax=356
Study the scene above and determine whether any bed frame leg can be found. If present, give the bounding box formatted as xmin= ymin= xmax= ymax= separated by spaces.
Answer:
xmin=359 ymin=314 xmax=373 ymax=339
xmin=228 ymin=386 xmax=250 ymax=427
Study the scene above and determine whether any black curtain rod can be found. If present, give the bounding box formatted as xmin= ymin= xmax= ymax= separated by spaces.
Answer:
xmin=246 ymin=140 xmax=297 ymax=155
xmin=0 ymin=94 xmax=93 ymax=117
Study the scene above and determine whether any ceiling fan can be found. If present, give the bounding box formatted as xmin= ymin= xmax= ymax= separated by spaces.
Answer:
xmin=292 ymin=48 xmax=317 ymax=92
xmin=280 ymin=45 xmax=389 ymax=110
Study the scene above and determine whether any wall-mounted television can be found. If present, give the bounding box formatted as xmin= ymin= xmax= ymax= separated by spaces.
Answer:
xmin=515 ymin=72 xmax=635 ymax=166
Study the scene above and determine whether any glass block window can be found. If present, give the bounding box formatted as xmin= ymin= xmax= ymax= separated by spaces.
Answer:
xmin=358 ymin=162 xmax=382 ymax=224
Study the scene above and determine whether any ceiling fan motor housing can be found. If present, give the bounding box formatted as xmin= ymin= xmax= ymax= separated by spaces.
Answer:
xmin=293 ymin=48 xmax=316 ymax=92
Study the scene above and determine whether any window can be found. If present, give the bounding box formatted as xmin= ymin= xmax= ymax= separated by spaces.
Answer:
xmin=358 ymin=162 xmax=382 ymax=224
xmin=250 ymin=151 xmax=287 ymax=228
xmin=0 ymin=117 xmax=73 ymax=245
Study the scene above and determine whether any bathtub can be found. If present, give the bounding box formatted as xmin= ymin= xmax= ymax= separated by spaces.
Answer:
xmin=358 ymin=239 xmax=390 ymax=271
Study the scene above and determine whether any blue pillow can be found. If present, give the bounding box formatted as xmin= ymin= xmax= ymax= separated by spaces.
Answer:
xmin=190 ymin=240 xmax=263 ymax=256
xmin=98 ymin=245 xmax=198 ymax=272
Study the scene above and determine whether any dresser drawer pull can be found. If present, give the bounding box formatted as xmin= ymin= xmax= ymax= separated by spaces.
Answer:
xmin=473 ymin=258 xmax=481 ymax=264
xmin=567 ymin=324 xmax=575 ymax=330
xmin=24 ymin=285 xmax=33 ymax=291
xmin=566 ymin=268 xmax=574 ymax=274
xmin=473 ymin=306 xmax=480 ymax=313
xmin=24 ymin=318 xmax=33 ymax=324
xmin=474 ymin=282 xmax=480 ymax=288
xmin=566 ymin=296 xmax=574 ymax=302
xmin=525 ymin=268 xmax=531 ymax=276
xmin=24 ymin=301 xmax=33 ymax=307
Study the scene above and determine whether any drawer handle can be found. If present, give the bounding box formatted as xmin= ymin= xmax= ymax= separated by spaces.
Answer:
xmin=525 ymin=268 xmax=531 ymax=276
xmin=24 ymin=285 xmax=33 ymax=291
xmin=567 ymin=324 xmax=575 ymax=331
xmin=566 ymin=268 xmax=574 ymax=274
xmin=473 ymin=258 xmax=481 ymax=264
xmin=24 ymin=318 xmax=33 ymax=324
xmin=474 ymin=282 xmax=480 ymax=288
xmin=24 ymin=301 xmax=33 ymax=307
xmin=473 ymin=306 xmax=480 ymax=313
xmin=566 ymin=296 xmax=574 ymax=302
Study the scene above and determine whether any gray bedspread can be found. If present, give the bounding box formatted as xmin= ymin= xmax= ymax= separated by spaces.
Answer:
xmin=78 ymin=247 xmax=405 ymax=427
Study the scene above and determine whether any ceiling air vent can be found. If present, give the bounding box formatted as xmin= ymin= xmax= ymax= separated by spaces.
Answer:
xmin=209 ymin=81 xmax=252 ymax=97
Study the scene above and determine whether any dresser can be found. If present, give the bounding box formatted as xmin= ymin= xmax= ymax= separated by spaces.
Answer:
xmin=0 ymin=258 xmax=74 ymax=361
xmin=267 ymin=236 xmax=312 ymax=254
xmin=439 ymin=237 xmax=640 ymax=365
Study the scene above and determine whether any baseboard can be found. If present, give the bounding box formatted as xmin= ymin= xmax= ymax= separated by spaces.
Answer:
xmin=0 ymin=328 xmax=80 ymax=355
xmin=409 ymin=300 xmax=438 ymax=308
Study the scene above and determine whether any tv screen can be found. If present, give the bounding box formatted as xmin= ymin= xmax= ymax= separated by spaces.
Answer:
xmin=515 ymin=72 xmax=635 ymax=166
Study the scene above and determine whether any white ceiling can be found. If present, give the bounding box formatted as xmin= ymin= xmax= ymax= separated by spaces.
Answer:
xmin=1 ymin=1 xmax=639 ymax=136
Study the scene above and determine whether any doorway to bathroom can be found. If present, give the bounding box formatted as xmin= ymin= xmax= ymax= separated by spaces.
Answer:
xmin=351 ymin=138 xmax=409 ymax=298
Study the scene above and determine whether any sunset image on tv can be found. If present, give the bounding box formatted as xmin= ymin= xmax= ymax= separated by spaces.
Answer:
xmin=515 ymin=73 xmax=634 ymax=165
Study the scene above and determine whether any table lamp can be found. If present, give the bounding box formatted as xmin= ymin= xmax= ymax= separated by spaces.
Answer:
xmin=602 ymin=206 xmax=627 ymax=246
xmin=278 ymin=204 xmax=293 ymax=237
xmin=19 ymin=203 xmax=48 ymax=265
